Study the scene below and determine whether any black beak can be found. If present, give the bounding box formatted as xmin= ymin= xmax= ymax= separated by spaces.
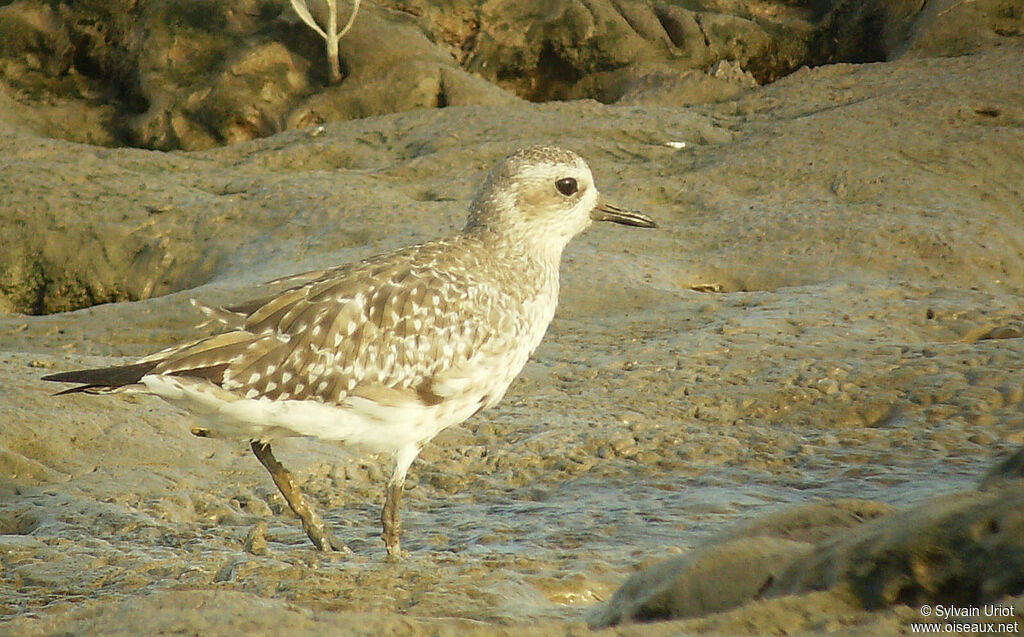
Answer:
xmin=591 ymin=196 xmax=657 ymax=228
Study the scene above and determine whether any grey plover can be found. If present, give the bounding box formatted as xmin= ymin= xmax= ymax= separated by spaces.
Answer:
xmin=43 ymin=146 xmax=656 ymax=556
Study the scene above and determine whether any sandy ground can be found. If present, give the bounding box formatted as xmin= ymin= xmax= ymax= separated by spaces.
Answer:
xmin=1 ymin=44 xmax=1023 ymax=635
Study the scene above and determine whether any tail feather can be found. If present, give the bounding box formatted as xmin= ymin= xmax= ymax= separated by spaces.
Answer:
xmin=42 ymin=361 xmax=159 ymax=394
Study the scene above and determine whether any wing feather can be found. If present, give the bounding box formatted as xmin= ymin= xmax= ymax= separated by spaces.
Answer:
xmin=146 ymin=240 xmax=530 ymax=407
xmin=150 ymin=332 xmax=255 ymax=376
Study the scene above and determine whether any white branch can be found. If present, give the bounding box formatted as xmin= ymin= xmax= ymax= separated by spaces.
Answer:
xmin=289 ymin=0 xmax=327 ymax=39
xmin=337 ymin=0 xmax=360 ymax=42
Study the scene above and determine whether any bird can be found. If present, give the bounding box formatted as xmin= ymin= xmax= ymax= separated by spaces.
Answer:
xmin=42 ymin=145 xmax=657 ymax=557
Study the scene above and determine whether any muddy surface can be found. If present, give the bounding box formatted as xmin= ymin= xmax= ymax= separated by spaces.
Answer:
xmin=1 ymin=38 xmax=1023 ymax=637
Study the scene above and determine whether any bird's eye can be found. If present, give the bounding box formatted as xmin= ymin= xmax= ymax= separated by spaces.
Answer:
xmin=555 ymin=177 xmax=578 ymax=196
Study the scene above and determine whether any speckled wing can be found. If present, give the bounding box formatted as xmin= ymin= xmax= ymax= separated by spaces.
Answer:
xmin=147 ymin=243 xmax=509 ymax=407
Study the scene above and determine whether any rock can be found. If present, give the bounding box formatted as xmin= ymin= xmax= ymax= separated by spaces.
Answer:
xmin=467 ymin=0 xmax=653 ymax=101
xmin=285 ymin=6 xmax=519 ymax=129
xmin=810 ymin=0 xmax=921 ymax=64
xmin=708 ymin=59 xmax=759 ymax=87
xmin=895 ymin=0 xmax=1024 ymax=59
xmin=0 ymin=1 xmax=73 ymax=76
xmin=0 ymin=137 xmax=222 ymax=314
xmin=0 ymin=0 xmax=521 ymax=150
xmin=462 ymin=0 xmax=820 ymax=100
xmin=141 ymin=39 xmax=315 ymax=150
xmin=10 ymin=0 xmax=1020 ymax=150
xmin=589 ymin=499 xmax=897 ymax=628
xmin=593 ymin=485 xmax=1022 ymax=628
xmin=812 ymin=0 xmax=1024 ymax=62
xmin=769 ymin=486 xmax=1024 ymax=609
xmin=588 ymin=536 xmax=813 ymax=627
xmin=244 ymin=521 xmax=269 ymax=555
xmin=0 ymin=0 xmax=118 ymax=145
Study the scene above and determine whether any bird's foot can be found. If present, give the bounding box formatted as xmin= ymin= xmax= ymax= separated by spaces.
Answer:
xmin=384 ymin=538 xmax=404 ymax=562
xmin=303 ymin=517 xmax=347 ymax=553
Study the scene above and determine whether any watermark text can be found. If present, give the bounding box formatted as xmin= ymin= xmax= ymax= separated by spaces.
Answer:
xmin=912 ymin=604 xmax=1018 ymax=634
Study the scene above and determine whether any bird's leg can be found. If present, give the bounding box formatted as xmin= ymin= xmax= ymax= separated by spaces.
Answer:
xmin=381 ymin=478 xmax=404 ymax=559
xmin=250 ymin=440 xmax=343 ymax=551
xmin=381 ymin=443 xmax=420 ymax=559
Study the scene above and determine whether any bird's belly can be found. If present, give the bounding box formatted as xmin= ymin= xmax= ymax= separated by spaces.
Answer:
xmin=141 ymin=373 xmax=493 ymax=455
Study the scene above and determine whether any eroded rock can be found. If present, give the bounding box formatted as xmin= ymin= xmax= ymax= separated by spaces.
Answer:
xmin=770 ymin=486 xmax=1024 ymax=610
xmin=2 ymin=0 xmax=1018 ymax=150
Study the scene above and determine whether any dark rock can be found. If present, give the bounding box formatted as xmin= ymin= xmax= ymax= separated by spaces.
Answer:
xmin=895 ymin=0 xmax=1024 ymax=59
xmin=769 ymin=486 xmax=1024 ymax=610
xmin=593 ymin=485 xmax=1023 ymax=628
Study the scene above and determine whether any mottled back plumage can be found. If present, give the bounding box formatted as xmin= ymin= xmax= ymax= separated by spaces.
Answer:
xmin=141 ymin=236 xmax=555 ymax=412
